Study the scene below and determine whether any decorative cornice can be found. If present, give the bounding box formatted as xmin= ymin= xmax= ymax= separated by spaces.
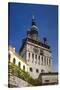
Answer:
xmin=19 ymin=37 xmax=51 ymax=53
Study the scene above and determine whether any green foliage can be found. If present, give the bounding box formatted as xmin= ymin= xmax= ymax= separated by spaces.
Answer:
xmin=8 ymin=63 xmax=41 ymax=86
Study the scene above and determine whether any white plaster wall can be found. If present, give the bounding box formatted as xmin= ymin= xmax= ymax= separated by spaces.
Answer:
xmin=25 ymin=43 xmax=52 ymax=78
xmin=8 ymin=49 xmax=28 ymax=72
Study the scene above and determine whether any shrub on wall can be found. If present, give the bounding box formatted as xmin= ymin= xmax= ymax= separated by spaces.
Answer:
xmin=8 ymin=62 xmax=41 ymax=86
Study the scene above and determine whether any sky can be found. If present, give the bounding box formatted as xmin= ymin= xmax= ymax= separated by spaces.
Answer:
xmin=8 ymin=2 xmax=58 ymax=72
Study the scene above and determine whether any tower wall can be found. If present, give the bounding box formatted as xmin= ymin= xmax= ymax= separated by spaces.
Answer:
xmin=25 ymin=41 xmax=52 ymax=79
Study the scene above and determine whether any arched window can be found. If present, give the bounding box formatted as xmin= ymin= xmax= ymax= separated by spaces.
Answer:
xmin=18 ymin=62 xmax=21 ymax=68
xmin=23 ymin=65 xmax=25 ymax=71
xmin=30 ymin=67 xmax=33 ymax=72
xmin=8 ymin=53 xmax=11 ymax=62
xmin=13 ymin=58 xmax=16 ymax=64
xmin=36 ymin=69 xmax=39 ymax=73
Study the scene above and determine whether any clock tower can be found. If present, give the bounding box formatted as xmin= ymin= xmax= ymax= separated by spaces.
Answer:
xmin=19 ymin=16 xmax=52 ymax=79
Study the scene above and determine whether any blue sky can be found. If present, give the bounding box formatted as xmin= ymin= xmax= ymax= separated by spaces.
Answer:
xmin=8 ymin=3 xmax=58 ymax=72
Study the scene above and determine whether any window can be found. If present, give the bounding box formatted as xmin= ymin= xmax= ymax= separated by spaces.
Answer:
xmin=18 ymin=62 xmax=21 ymax=68
xmin=47 ymin=58 xmax=48 ymax=65
xmin=40 ymin=50 xmax=43 ymax=55
xmin=13 ymin=58 xmax=16 ymax=64
xmin=44 ymin=56 xmax=46 ymax=65
xmin=32 ymin=53 xmax=34 ymax=62
xmin=36 ymin=69 xmax=39 ymax=73
xmin=35 ymin=55 xmax=37 ymax=59
xmin=30 ymin=67 xmax=33 ymax=72
xmin=41 ymin=56 xmax=43 ymax=65
xmin=28 ymin=52 xmax=30 ymax=59
xmin=45 ymin=80 xmax=49 ymax=82
xmin=32 ymin=53 xmax=34 ymax=59
xmin=28 ymin=52 xmax=30 ymax=61
xmin=38 ymin=56 xmax=40 ymax=65
xmin=23 ymin=65 xmax=25 ymax=71
xmin=35 ymin=55 xmax=37 ymax=64
xmin=8 ymin=53 xmax=11 ymax=62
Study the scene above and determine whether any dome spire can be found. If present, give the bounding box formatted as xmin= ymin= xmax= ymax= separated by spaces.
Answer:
xmin=32 ymin=15 xmax=35 ymax=20
xmin=32 ymin=15 xmax=36 ymax=26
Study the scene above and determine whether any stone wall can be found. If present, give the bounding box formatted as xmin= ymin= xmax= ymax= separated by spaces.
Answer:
xmin=39 ymin=73 xmax=58 ymax=85
xmin=8 ymin=75 xmax=32 ymax=88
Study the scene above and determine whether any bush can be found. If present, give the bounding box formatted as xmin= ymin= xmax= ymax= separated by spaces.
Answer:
xmin=8 ymin=63 xmax=41 ymax=86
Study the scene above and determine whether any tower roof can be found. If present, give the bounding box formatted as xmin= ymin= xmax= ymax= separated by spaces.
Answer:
xmin=31 ymin=15 xmax=38 ymax=30
xmin=32 ymin=15 xmax=36 ymax=26
xmin=27 ymin=15 xmax=39 ymax=41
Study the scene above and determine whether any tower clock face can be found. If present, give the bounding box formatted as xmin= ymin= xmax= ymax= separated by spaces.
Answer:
xmin=27 ymin=44 xmax=39 ymax=53
xmin=33 ymin=47 xmax=39 ymax=53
